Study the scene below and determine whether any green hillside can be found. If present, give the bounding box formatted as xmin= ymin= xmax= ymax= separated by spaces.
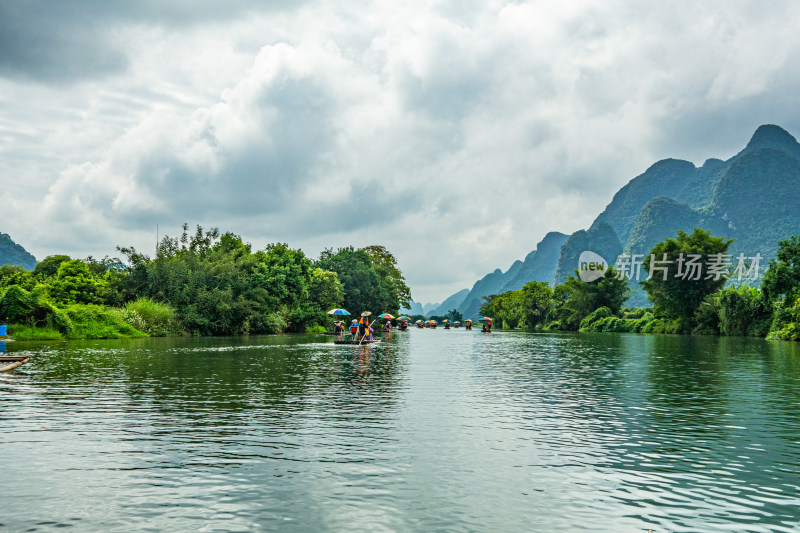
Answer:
xmin=554 ymin=222 xmax=622 ymax=285
xmin=451 ymin=123 xmax=800 ymax=318
xmin=706 ymin=146 xmax=800 ymax=261
xmin=591 ymin=158 xmax=699 ymax=240
xmin=624 ymin=197 xmax=702 ymax=255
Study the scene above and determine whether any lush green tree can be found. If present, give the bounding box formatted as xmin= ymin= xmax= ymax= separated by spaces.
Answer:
xmin=118 ymin=227 xmax=263 ymax=335
xmin=0 ymin=264 xmax=33 ymax=291
xmin=32 ymin=255 xmax=71 ymax=280
xmin=479 ymin=294 xmax=499 ymax=319
xmin=0 ymin=285 xmax=73 ymax=333
xmin=717 ymin=285 xmax=772 ymax=337
xmin=308 ymin=268 xmax=344 ymax=311
xmin=253 ymin=243 xmax=312 ymax=309
xmin=768 ymin=297 xmax=800 ymax=341
xmin=479 ymin=291 xmax=525 ymax=329
xmin=48 ymin=259 xmax=108 ymax=305
xmin=761 ymin=235 xmax=800 ymax=304
xmin=444 ymin=308 xmax=463 ymax=322
xmin=362 ymin=245 xmax=412 ymax=310
xmin=551 ymin=267 xmax=629 ymax=330
xmin=520 ymin=281 xmax=552 ymax=329
xmin=641 ymin=228 xmax=733 ymax=331
xmin=546 ymin=284 xmax=572 ymax=329
xmin=760 ymin=235 xmax=800 ymax=340
xmin=316 ymin=247 xmax=388 ymax=314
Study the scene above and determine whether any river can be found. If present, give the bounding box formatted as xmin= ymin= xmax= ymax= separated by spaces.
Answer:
xmin=2 ymin=330 xmax=800 ymax=531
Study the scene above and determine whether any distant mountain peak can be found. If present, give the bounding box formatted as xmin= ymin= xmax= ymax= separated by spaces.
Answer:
xmin=643 ymin=158 xmax=696 ymax=174
xmin=0 ymin=232 xmax=37 ymax=270
xmin=745 ymin=124 xmax=800 ymax=155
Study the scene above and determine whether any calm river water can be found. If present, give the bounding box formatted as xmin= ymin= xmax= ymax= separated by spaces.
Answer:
xmin=2 ymin=330 xmax=800 ymax=531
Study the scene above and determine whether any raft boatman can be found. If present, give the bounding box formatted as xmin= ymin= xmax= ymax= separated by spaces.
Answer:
xmin=358 ymin=314 xmax=369 ymax=337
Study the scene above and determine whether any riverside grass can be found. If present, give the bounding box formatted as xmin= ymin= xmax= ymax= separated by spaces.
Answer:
xmin=118 ymin=297 xmax=182 ymax=337
xmin=7 ymin=325 xmax=64 ymax=340
xmin=5 ymin=304 xmax=148 ymax=341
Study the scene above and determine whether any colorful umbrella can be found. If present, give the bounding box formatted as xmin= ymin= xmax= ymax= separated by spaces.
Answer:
xmin=441 ymin=319 xmax=450 ymax=323
xmin=465 ymin=319 xmax=472 ymax=323
xmin=479 ymin=317 xmax=493 ymax=322
xmin=377 ymin=313 xmax=395 ymax=319
xmin=397 ymin=315 xmax=410 ymax=321
xmin=327 ymin=308 xmax=350 ymax=316
xmin=429 ymin=319 xmax=437 ymax=324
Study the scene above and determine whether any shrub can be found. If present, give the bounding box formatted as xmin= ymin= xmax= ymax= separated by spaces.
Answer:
xmin=604 ymin=317 xmax=630 ymax=332
xmin=623 ymin=307 xmax=650 ymax=320
xmin=718 ymin=286 xmax=771 ymax=337
xmin=0 ymin=285 xmax=74 ymax=335
xmin=63 ymin=304 xmax=148 ymax=339
xmin=767 ymin=297 xmax=800 ymax=341
xmin=542 ymin=320 xmax=562 ymax=332
xmin=631 ymin=313 xmax=654 ymax=333
xmin=119 ymin=297 xmax=182 ymax=336
xmin=693 ymin=297 xmax=721 ymax=335
xmin=579 ymin=307 xmax=613 ymax=331
xmin=642 ymin=318 xmax=683 ymax=334
xmin=258 ymin=312 xmax=286 ymax=334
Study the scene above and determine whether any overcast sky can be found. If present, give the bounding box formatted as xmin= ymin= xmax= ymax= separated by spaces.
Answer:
xmin=2 ymin=0 xmax=800 ymax=304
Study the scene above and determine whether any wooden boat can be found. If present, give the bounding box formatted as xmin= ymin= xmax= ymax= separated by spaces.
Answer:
xmin=0 ymin=355 xmax=29 ymax=372
xmin=334 ymin=338 xmax=382 ymax=345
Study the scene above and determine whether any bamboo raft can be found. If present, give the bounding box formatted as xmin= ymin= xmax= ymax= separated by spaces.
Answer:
xmin=333 ymin=339 xmax=382 ymax=345
xmin=0 ymin=355 xmax=29 ymax=372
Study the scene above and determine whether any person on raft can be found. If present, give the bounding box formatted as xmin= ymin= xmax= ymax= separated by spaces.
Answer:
xmin=349 ymin=320 xmax=359 ymax=340
xmin=358 ymin=315 xmax=369 ymax=338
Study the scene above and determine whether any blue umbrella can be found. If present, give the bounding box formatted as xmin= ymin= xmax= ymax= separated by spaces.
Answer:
xmin=327 ymin=308 xmax=351 ymax=316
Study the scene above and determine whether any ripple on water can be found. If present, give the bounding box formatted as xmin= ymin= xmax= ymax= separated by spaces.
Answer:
xmin=1 ymin=332 xmax=800 ymax=531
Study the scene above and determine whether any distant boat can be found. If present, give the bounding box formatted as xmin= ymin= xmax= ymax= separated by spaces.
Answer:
xmin=0 ymin=355 xmax=28 ymax=372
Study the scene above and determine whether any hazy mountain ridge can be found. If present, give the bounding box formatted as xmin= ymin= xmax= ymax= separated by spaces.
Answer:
xmin=433 ymin=232 xmax=569 ymax=320
xmin=428 ymin=288 xmax=470 ymax=317
xmin=399 ymin=300 xmax=425 ymax=316
xmin=500 ymin=231 xmax=569 ymax=293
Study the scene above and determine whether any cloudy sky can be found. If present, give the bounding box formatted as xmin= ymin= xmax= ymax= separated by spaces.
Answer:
xmin=2 ymin=0 xmax=800 ymax=304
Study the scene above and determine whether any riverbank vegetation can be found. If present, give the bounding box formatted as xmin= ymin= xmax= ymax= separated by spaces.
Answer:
xmin=480 ymin=229 xmax=800 ymax=341
xmin=0 ymin=224 xmax=410 ymax=340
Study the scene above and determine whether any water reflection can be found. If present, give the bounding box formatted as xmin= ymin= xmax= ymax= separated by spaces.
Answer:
xmin=2 ymin=331 xmax=800 ymax=531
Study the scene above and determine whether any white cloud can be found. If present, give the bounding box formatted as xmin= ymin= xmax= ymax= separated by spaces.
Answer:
xmin=3 ymin=1 xmax=800 ymax=302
